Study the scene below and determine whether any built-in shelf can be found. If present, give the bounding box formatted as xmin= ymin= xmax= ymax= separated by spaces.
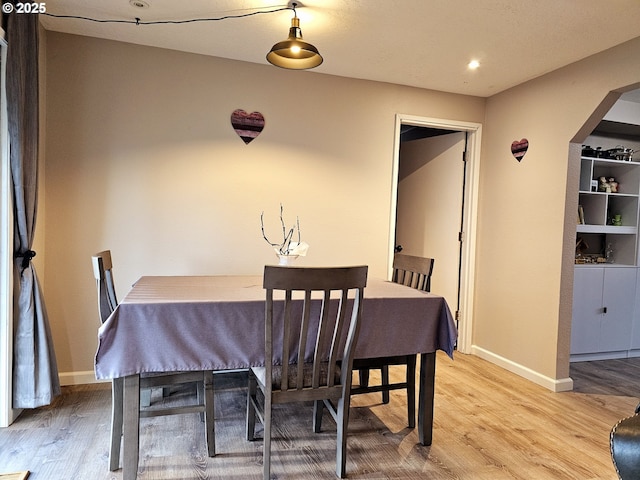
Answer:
xmin=576 ymin=156 xmax=640 ymax=266
xmin=577 ymin=225 xmax=637 ymax=235
xmin=571 ymin=97 xmax=640 ymax=361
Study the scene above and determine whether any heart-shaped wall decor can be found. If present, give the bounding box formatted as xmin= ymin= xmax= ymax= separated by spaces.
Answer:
xmin=231 ymin=109 xmax=265 ymax=144
xmin=511 ymin=139 xmax=529 ymax=162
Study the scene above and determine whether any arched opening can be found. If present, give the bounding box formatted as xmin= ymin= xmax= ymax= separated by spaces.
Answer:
xmin=564 ymin=85 xmax=640 ymax=393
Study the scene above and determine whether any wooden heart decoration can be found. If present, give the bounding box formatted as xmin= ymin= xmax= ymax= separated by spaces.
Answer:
xmin=511 ymin=139 xmax=529 ymax=162
xmin=231 ymin=109 xmax=265 ymax=144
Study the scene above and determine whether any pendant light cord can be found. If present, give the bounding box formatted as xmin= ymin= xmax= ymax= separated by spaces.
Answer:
xmin=42 ymin=5 xmax=293 ymax=26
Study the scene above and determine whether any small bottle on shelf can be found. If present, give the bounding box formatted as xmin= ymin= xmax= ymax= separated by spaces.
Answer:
xmin=605 ymin=243 xmax=614 ymax=263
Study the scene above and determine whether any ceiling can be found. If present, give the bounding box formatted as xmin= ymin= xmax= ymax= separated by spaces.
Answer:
xmin=39 ymin=0 xmax=640 ymax=98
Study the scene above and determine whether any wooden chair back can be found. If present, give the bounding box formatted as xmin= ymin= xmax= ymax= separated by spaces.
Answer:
xmin=92 ymin=250 xmax=118 ymax=323
xmin=392 ymin=253 xmax=434 ymax=292
xmin=263 ymin=265 xmax=368 ymax=403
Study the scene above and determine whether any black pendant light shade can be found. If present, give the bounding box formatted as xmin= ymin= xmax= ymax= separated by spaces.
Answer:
xmin=266 ymin=6 xmax=323 ymax=70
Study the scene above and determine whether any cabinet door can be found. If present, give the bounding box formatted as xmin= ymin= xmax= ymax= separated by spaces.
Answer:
xmin=600 ymin=267 xmax=635 ymax=352
xmin=571 ymin=268 xmax=604 ymax=354
xmin=630 ymin=270 xmax=640 ymax=350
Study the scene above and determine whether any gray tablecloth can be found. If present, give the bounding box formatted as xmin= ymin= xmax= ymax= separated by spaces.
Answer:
xmin=94 ymin=276 xmax=457 ymax=379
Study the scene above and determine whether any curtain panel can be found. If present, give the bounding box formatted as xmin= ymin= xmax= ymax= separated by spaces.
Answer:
xmin=6 ymin=3 xmax=60 ymax=408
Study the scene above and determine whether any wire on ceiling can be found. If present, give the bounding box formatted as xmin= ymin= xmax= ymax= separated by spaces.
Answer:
xmin=41 ymin=5 xmax=292 ymax=26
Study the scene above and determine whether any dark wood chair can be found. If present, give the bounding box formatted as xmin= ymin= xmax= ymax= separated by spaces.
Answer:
xmin=611 ymin=402 xmax=640 ymax=479
xmin=351 ymin=253 xmax=434 ymax=429
xmin=91 ymin=250 xmax=215 ymax=474
xmin=246 ymin=265 xmax=368 ymax=479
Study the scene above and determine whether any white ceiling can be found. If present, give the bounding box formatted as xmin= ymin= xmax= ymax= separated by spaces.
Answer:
xmin=39 ymin=0 xmax=640 ymax=98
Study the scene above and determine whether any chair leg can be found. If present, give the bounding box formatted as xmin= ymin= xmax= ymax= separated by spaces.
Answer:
xmin=109 ymin=377 xmax=124 ymax=471
xmin=407 ymin=355 xmax=416 ymax=428
xmin=335 ymin=395 xmax=351 ymax=478
xmin=197 ymin=380 xmax=205 ymax=422
xmin=313 ymin=400 xmax=324 ymax=433
xmin=203 ymin=371 xmax=215 ymax=457
xmin=246 ymin=372 xmax=257 ymax=441
xmin=380 ymin=365 xmax=390 ymax=404
xmin=358 ymin=368 xmax=370 ymax=388
xmin=263 ymin=393 xmax=272 ymax=480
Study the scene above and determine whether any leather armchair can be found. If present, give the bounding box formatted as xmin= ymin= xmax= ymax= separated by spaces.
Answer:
xmin=611 ymin=402 xmax=640 ymax=479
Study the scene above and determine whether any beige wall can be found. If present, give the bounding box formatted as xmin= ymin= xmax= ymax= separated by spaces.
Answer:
xmin=43 ymin=32 xmax=486 ymax=382
xmin=42 ymin=29 xmax=640 ymax=388
xmin=473 ymin=36 xmax=640 ymax=386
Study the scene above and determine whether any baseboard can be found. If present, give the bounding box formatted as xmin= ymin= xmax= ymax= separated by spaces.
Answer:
xmin=471 ymin=346 xmax=574 ymax=393
xmin=58 ymin=370 xmax=109 ymax=386
xmin=570 ymin=351 xmax=629 ymax=362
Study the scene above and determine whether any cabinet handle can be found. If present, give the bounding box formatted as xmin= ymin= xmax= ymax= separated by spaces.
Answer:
xmin=603 ymin=306 xmax=608 ymax=314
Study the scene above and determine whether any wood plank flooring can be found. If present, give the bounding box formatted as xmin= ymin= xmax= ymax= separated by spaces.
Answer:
xmin=0 ymin=352 xmax=638 ymax=479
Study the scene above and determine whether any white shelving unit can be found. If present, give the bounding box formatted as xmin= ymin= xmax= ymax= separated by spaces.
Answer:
xmin=571 ymin=95 xmax=640 ymax=362
xmin=572 ymin=156 xmax=640 ymax=359
xmin=576 ymin=157 xmax=640 ymax=266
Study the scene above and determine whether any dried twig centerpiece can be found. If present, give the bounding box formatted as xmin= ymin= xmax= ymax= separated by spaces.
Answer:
xmin=261 ymin=205 xmax=309 ymax=263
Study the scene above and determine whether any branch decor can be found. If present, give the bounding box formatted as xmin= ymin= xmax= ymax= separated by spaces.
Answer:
xmin=261 ymin=205 xmax=309 ymax=263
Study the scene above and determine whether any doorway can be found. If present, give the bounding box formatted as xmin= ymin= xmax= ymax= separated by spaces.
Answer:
xmin=389 ymin=114 xmax=482 ymax=354
xmin=396 ymin=130 xmax=465 ymax=326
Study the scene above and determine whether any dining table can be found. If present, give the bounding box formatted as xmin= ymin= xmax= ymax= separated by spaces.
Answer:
xmin=95 ymin=274 xmax=457 ymax=477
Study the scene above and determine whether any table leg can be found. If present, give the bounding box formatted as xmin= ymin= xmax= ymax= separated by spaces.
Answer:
xmin=417 ymin=352 xmax=436 ymax=446
xmin=123 ymin=374 xmax=140 ymax=480
xmin=109 ymin=377 xmax=124 ymax=471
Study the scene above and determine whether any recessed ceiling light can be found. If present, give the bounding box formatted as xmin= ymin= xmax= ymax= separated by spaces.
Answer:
xmin=468 ymin=60 xmax=480 ymax=70
xmin=129 ymin=0 xmax=149 ymax=8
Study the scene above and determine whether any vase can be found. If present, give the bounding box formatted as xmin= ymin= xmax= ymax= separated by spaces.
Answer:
xmin=277 ymin=254 xmax=299 ymax=266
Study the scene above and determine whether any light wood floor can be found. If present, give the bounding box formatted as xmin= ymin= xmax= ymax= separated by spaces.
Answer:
xmin=1 ymin=352 xmax=638 ymax=479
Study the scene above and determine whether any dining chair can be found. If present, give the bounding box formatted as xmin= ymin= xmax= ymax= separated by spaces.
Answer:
xmin=350 ymin=253 xmax=434 ymax=429
xmin=91 ymin=250 xmax=215 ymax=474
xmin=246 ymin=265 xmax=368 ymax=479
xmin=611 ymin=402 xmax=640 ymax=479
xmin=92 ymin=250 xmax=188 ymax=410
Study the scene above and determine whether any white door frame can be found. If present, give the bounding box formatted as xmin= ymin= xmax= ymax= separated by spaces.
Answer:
xmin=389 ymin=114 xmax=482 ymax=354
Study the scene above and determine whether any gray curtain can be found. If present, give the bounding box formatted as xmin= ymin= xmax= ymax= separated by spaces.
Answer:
xmin=6 ymin=4 xmax=60 ymax=408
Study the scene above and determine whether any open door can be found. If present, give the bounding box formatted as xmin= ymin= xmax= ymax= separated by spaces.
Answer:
xmin=395 ymin=131 xmax=466 ymax=326
xmin=390 ymin=114 xmax=482 ymax=354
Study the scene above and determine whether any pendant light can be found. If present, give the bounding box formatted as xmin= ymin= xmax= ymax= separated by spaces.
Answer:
xmin=266 ymin=3 xmax=323 ymax=70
